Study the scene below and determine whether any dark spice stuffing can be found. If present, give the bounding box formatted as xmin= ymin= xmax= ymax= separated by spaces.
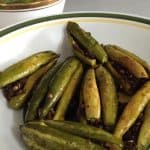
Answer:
xmin=3 ymin=77 xmax=27 ymax=101
xmin=111 ymin=61 xmax=149 ymax=93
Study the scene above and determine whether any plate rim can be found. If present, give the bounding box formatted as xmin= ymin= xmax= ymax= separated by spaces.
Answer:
xmin=0 ymin=12 xmax=149 ymax=37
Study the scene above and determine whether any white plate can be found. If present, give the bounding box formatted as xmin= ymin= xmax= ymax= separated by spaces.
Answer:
xmin=0 ymin=12 xmax=149 ymax=150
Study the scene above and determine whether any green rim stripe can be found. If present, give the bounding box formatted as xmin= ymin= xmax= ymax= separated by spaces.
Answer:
xmin=0 ymin=12 xmax=150 ymax=37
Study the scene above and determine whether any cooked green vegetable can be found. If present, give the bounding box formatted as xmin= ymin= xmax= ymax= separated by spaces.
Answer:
xmin=8 ymin=59 xmax=57 ymax=109
xmin=137 ymin=102 xmax=150 ymax=150
xmin=54 ymin=63 xmax=83 ymax=120
xmin=68 ymin=33 xmax=96 ymax=67
xmin=104 ymin=45 xmax=148 ymax=78
xmin=96 ymin=65 xmax=118 ymax=127
xmin=67 ymin=21 xmax=108 ymax=63
xmin=37 ymin=120 xmax=123 ymax=146
xmin=0 ymin=51 xmax=58 ymax=88
xmin=74 ymin=48 xmax=96 ymax=67
xmin=39 ymin=57 xmax=81 ymax=118
xmin=22 ymin=136 xmax=45 ymax=150
xmin=21 ymin=125 xmax=67 ymax=150
xmin=114 ymin=81 xmax=150 ymax=138
xmin=105 ymin=62 xmax=133 ymax=95
xmin=21 ymin=123 xmax=103 ymax=150
xmin=82 ymin=68 xmax=101 ymax=122
xmin=77 ymin=82 xmax=87 ymax=124
xmin=25 ymin=64 xmax=60 ymax=122
xmin=105 ymin=62 xmax=122 ymax=81
xmin=111 ymin=44 xmax=150 ymax=76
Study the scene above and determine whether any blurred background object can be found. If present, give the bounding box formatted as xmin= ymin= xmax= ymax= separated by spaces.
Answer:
xmin=0 ymin=0 xmax=149 ymax=29
xmin=0 ymin=0 xmax=66 ymax=28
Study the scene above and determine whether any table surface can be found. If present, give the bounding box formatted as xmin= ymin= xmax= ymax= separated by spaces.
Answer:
xmin=64 ymin=0 xmax=150 ymax=18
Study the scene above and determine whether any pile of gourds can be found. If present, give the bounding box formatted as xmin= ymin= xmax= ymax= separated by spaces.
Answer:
xmin=0 ymin=21 xmax=150 ymax=150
